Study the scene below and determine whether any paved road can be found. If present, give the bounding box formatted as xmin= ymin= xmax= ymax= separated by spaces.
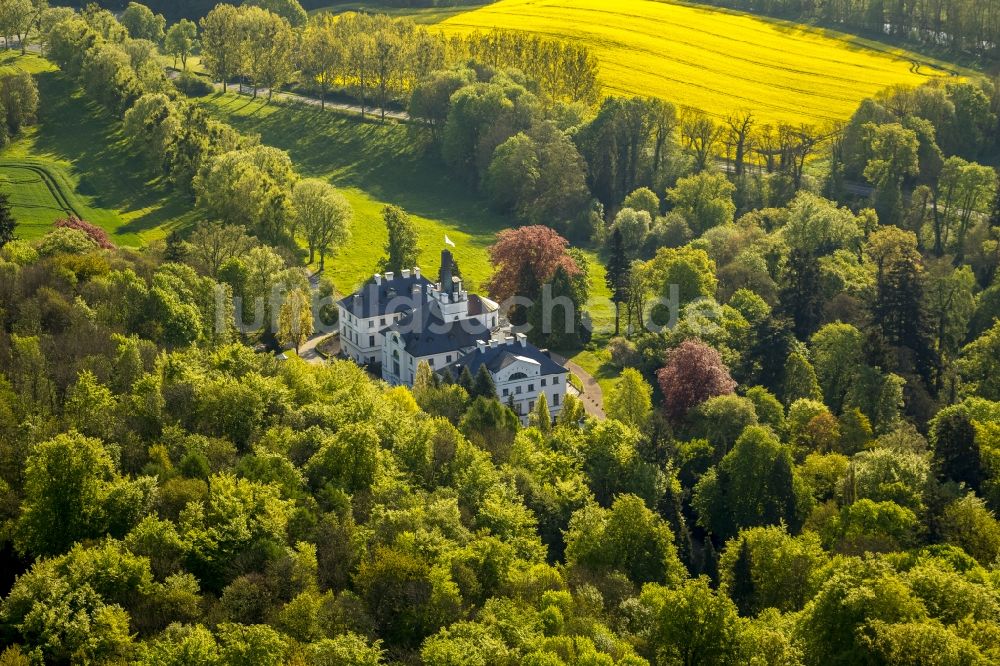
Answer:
xmin=166 ymin=69 xmax=410 ymax=122
xmin=550 ymin=352 xmax=605 ymax=419
xmin=298 ymin=269 xmax=337 ymax=365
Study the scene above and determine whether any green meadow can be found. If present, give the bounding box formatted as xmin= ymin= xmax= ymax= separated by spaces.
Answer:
xmin=0 ymin=51 xmax=195 ymax=246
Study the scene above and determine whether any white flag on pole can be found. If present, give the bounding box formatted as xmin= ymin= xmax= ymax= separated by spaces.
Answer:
xmin=444 ymin=234 xmax=456 ymax=247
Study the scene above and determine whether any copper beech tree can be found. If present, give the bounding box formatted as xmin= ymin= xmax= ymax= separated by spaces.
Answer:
xmin=486 ymin=225 xmax=580 ymax=304
xmin=657 ymin=338 xmax=737 ymax=423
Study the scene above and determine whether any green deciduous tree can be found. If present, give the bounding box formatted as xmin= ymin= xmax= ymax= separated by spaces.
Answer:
xmin=666 ymin=171 xmax=736 ymax=235
xmin=194 ymin=145 xmax=297 ymax=243
xmin=646 ymin=245 xmax=718 ymax=309
xmin=200 ymin=4 xmax=241 ymax=91
xmin=605 ymin=367 xmax=653 ymax=430
xmin=165 ymin=19 xmax=198 ymax=70
xmin=354 ymin=546 xmax=461 ymax=649
xmin=720 ymin=526 xmax=828 ymax=615
xmin=641 ymin=577 xmax=744 ymax=666
xmin=863 ymin=122 xmax=919 ymax=226
xmin=17 ymin=432 xmax=154 ymax=557
xmin=290 ymin=178 xmax=351 ymax=268
xmin=121 ymin=2 xmax=165 ymax=43
xmin=277 ymin=288 xmax=313 ymax=353
xmin=298 ymin=13 xmax=343 ymax=110
xmin=782 ymin=351 xmax=823 ymax=406
xmin=0 ymin=0 xmax=36 ymax=55
xmin=957 ymin=320 xmax=1000 ymax=401
xmin=693 ymin=425 xmax=811 ymax=542
xmin=244 ymin=0 xmax=306 ymax=27
xmin=0 ymin=71 xmax=37 ymax=136
xmin=565 ymin=494 xmax=686 ymax=586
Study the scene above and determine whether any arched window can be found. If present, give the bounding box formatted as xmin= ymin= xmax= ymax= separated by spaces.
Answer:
xmin=509 ymin=372 xmax=527 ymax=381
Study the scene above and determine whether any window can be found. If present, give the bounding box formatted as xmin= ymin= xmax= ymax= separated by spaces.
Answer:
xmin=369 ymin=336 xmax=375 ymax=347
xmin=393 ymin=361 xmax=400 ymax=376
xmin=541 ymin=378 xmax=547 ymax=387
xmin=429 ymin=359 xmax=435 ymax=367
xmin=515 ymin=386 xmax=522 ymax=395
xmin=553 ymin=393 xmax=560 ymax=406
xmin=553 ymin=376 xmax=560 ymax=384
xmin=528 ymin=384 xmax=534 ymax=392
xmin=502 ymin=388 xmax=509 ymax=397
xmin=380 ymin=317 xmax=386 ymax=326
xmin=510 ymin=372 xmax=527 ymax=381
xmin=529 ymin=401 xmax=535 ymax=412
xmin=368 ymin=320 xmax=374 ymax=328
xmin=446 ymin=354 xmax=452 ymax=363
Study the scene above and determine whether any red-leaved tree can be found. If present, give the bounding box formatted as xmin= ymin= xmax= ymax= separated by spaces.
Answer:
xmin=55 ymin=216 xmax=114 ymax=250
xmin=657 ymin=339 xmax=737 ymax=422
xmin=486 ymin=225 xmax=580 ymax=303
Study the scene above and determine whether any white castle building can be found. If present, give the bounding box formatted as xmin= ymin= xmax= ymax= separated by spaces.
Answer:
xmin=338 ymin=249 xmax=568 ymax=423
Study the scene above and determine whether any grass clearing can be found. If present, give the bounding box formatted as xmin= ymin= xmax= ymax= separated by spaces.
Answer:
xmin=197 ymin=91 xmax=509 ymax=296
xmin=566 ymin=345 xmax=623 ymax=396
xmin=326 ymin=0 xmax=971 ymax=125
xmin=198 ymin=92 xmax=620 ymax=331
xmin=0 ymin=52 xmax=195 ymax=245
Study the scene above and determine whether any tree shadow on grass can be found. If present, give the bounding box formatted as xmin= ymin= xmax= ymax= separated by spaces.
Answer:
xmin=31 ymin=71 xmax=193 ymax=239
xmin=204 ymin=95 xmax=508 ymax=241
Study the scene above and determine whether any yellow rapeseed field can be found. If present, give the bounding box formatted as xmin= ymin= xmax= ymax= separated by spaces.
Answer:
xmin=434 ymin=0 xmax=966 ymax=125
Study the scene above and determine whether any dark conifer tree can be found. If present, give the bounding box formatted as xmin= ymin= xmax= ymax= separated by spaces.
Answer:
xmin=458 ymin=365 xmax=475 ymax=395
xmin=931 ymin=406 xmax=982 ymax=491
xmin=164 ymin=229 xmax=186 ymax=263
xmin=605 ymin=228 xmax=630 ymax=336
xmin=472 ymin=365 xmax=497 ymax=400
xmin=729 ymin=537 xmax=755 ymax=616
xmin=872 ymin=257 xmax=939 ymax=393
xmin=779 ymin=249 xmax=823 ymax=340
xmin=0 ymin=192 xmax=16 ymax=249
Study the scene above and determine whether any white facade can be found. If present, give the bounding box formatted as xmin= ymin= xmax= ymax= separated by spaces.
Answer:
xmin=472 ymin=335 xmax=567 ymax=424
xmin=338 ymin=268 xmax=426 ymax=365
xmin=382 ymin=331 xmax=470 ymax=385
xmin=339 ymin=250 xmax=567 ymax=424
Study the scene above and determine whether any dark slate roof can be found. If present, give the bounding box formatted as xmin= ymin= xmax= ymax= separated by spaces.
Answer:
xmin=388 ymin=307 xmax=490 ymax=357
xmin=338 ymin=274 xmax=433 ymax=319
xmin=450 ymin=340 xmax=568 ymax=377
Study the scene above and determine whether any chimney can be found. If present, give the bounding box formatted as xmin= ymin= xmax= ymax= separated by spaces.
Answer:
xmin=414 ymin=266 xmax=421 ymax=279
xmin=489 ymin=339 xmax=498 ymax=348
xmin=384 ymin=271 xmax=394 ymax=281
xmin=516 ymin=332 xmax=527 ymax=347
xmin=504 ymin=335 xmax=514 ymax=346
xmin=439 ymin=249 xmax=454 ymax=293
xmin=477 ymin=340 xmax=487 ymax=354
xmin=401 ymin=269 xmax=411 ymax=279
xmin=374 ymin=273 xmax=382 ymax=285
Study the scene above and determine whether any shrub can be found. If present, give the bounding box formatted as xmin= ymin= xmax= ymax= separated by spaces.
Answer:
xmin=174 ymin=71 xmax=214 ymax=97
xmin=607 ymin=336 xmax=639 ymax=368
xmin=55 ymin=216 xmax=114 ymax=249
xmin=37 ymin=226 xmax=99 ymax=256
